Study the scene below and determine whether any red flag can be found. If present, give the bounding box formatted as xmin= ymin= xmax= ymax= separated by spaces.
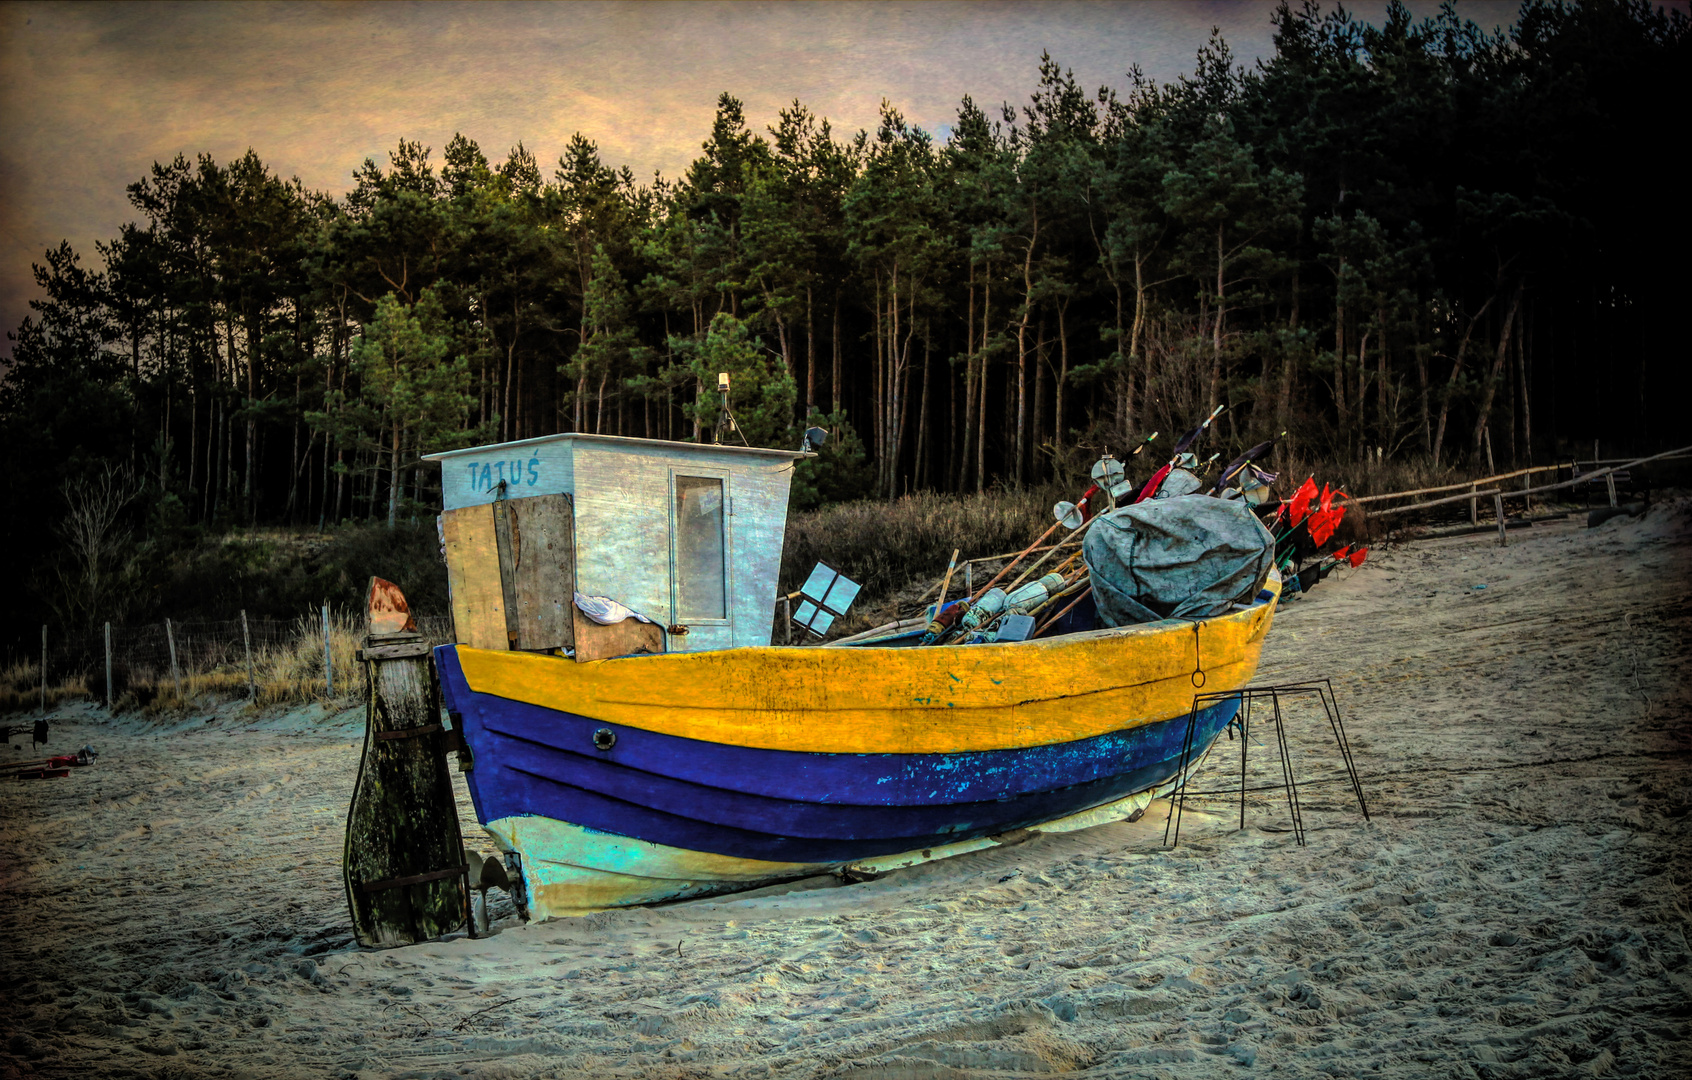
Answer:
xmin=1317 ymin=482 xmax=1334 ymax=514
xmin=1287 ymin=477 xmax=1318 ymax=525
xmin=1307 ymin=510 xmax=1331 ymax=545
xmin=1309 ymin=506 xmax=1344 ymax=546
xmin=1330 ymin=545 xmax=1352 ymax=561
xmin=1349 ymin=547 xmax=1369 ymax=568
xmin=1134 ymin=464 xmax=1173 ymax=504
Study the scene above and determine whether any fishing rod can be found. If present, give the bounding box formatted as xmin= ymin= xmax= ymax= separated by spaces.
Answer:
xmin=1133 ymin=406 xmax=1225 ymax=503
xmin=965 ymin=433 xmax=1158 ymax=605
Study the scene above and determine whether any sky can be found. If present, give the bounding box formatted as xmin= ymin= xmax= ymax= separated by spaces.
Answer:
xmin=0 ymin=0 xmax=1530 ymax=358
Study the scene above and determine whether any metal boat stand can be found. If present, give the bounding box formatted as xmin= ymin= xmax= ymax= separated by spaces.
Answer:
xmin=1164 ymin=679 xmax=1369 ymax=849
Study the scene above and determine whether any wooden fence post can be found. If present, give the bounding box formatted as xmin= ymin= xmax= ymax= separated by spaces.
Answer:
xmin=165 ymin=618 xmax=182 ymax=696
xmin=1605 ymin=472 xmax=1618 ymax=508
xmin=322 ymin=603 xmax=334 ymax=697
xmin=241 ymin=609 xmax=255 ymax=700
xmin=1469 ymin=483 xmax=1478 ymax=528
xmin=343 ymin=576 xmax=471 ymax=947
xmin=104 ymin=622 xmax=112 ymax=710
xmin=1494 ymin=493 xmax=1507 ymax=547
xmin=40 ymin=624 xmax=46 ymax=713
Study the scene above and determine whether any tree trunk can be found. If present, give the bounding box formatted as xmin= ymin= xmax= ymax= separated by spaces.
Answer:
xmin=959 ymin=266 xmax=976 ymax=492
xmin=1333 ymin=258 xmax=1349 ymax=450
xmin=1032 ymin=310 xmax=1047 ymax=473
xmin=187 ymin=384 xmax=199 ymax=517
xmin=1014 ymin=210 xmax=1038 ymax=487
xmin=831 ymin=292 xmax=842 ymax=415
xmin=1278 ymin=264 xmax=1299 ymax=436
xmin=596 ymin=366 xmax=610 ymax=434
xmin=1520 ymin=299 xmax=1534 ymax=465
xmin=388 ymin=418 xmax=402 ymax=528
xmin=1470 ymin=280 xmax=1524 ymax=464
xmin=915 ymin=331 xmax=932 ymax=489
xmin=977 ymin=267 xmax=990 ymax=493
xmin=805 ymin=284 xmax=815 ymax=413
xmin=1055 ymin=297 xmax=1069 ymax=455
xmin=245 ymin=310 xmax=257 ymax=524
xmin=1129 ymin=249 xmax=1150 ymax=433
xmin=1209 ymin=223 xmax=1225 ymax=417
xmin=1430 ymin=292 xmax=1495 ymax=468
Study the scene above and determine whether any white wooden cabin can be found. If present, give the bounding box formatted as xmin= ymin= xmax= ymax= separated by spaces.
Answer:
xmin=423 ymin=434 xmax=801 ymax=657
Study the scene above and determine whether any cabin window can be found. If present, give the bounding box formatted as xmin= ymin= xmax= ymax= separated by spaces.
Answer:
xmin=674 ymin=475 xmax=727 ymax=619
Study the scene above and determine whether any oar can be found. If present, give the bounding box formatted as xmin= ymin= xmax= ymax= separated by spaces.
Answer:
xmin=1004 ymin=514 xmax=1100 ymax=592
xmin=920 ymin=550 xmax=965 ymax=644
xmin=968 ymin=520 xmax=1066 ymax=602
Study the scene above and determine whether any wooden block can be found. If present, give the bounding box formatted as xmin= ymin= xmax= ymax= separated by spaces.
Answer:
xmin=508 ymin=495 xmax=576 ymax=652
xmin=572 ymin=609 xmax=665 ymax=662
xmin=442 ymin=503 xmax=508 ymax=650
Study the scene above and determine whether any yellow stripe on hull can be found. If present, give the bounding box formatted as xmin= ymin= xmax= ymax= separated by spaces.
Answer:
xmin=458 ymin=579 xmax=1279 ymax=755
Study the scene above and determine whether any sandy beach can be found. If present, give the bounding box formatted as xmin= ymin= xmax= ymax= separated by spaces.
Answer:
xmin=3 ymin=502 xmax=1688 ymax=1079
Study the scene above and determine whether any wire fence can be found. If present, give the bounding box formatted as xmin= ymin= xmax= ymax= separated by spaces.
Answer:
xmin=9 ymin=611 xmax=455 ymax=710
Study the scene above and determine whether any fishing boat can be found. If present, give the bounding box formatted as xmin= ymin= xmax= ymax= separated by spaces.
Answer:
xmin=423 ymin=431 xmax=1281 ymax=920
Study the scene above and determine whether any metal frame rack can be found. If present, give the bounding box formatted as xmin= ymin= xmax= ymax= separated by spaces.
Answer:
xmin=1165 ymin=679 xmax=1370 ymax=848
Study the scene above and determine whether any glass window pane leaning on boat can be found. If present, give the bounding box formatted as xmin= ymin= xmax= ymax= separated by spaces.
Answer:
xmin=418 ymin=431 xmax=1284 ymax=921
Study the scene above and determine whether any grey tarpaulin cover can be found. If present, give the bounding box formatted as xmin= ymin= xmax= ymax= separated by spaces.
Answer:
xmin=1083 ymin=495 xmax=1276 ymax=625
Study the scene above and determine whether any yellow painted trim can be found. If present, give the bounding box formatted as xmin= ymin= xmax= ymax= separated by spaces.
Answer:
xmin=458 ymin=583 xmax=1279 ymax=755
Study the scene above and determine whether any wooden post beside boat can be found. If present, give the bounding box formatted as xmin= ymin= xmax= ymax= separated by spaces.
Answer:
xmin=343 ymin=576 xmax=471 ymax=948
xmin=165 ymin=619 xmax=181 ymax=697
xmin=241 ymin=609 xmax=255 ymax=701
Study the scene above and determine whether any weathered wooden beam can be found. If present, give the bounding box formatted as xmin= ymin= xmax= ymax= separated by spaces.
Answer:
xmin=343 ymin=577 xmax=472 ymax=948
xmin=1372 ymin=488 xmax=1502 ymax=517
xmin=357 ymin=642 xmax=433 ymax=661
xmin=1351 ymin=462 xmax=1574 ymax=505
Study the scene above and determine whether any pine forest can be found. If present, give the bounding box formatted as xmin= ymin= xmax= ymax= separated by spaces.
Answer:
xmin=2 ymin=1 xmax=1687 ymax=638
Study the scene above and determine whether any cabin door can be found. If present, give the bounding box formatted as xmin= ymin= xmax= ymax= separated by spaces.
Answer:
xmin=669 ymin=470 xmax=733 ymax=652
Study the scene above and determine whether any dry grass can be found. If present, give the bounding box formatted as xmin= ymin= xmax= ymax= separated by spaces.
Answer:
xmin=0 ymin=661 xmax=89 ymax=714
xmin=781 ymin=485 xmax=1067 ymax=633
xmin=5 ymin=611 xmax=375 ymax=719
xmin=248 ymin=611 xmax=365 ymax=711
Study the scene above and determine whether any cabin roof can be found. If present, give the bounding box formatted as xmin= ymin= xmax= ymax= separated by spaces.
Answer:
xmin=421 ymin=432 xmax=804 ymax=463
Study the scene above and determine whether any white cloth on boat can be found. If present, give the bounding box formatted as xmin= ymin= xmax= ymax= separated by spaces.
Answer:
xmin=572 ymin=592 xmax=655 ymax=626
xmin=1152 ymin=467 xmax=1204 ymax=499
xmin=1083 ymin=495 xmax=1276 ymax=625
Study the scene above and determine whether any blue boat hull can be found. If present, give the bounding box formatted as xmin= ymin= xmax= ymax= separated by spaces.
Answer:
xmin=436 ymin=646 xmax=1237 ymax=868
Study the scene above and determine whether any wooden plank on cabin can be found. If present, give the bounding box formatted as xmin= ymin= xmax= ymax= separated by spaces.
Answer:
xmin=442 ymin=503 xmax=508 ymax=650
xmin=572 ymin=609 xmax=665 ymax=662
xmin=509 ymin=494 xmax=576 ymax=652
xmin=492 ymin=500 xmax=523 ymax=649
